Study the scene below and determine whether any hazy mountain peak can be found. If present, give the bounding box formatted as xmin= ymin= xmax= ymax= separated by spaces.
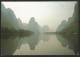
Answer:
xmin=7 ymin=8 xmax=14 ymax=13
xmin=1 ymin=3 xmax=5 ymax=11
xmin=29 ymin=17 xmax=35 ymax=23
xmin=74 ymin=2 xmax=78 ymax=11
xmin=61 ymin=20 xmax=67 ymax=24
xmin=18 ymin=18 xmax=21 ymax=21
xmin=43 ymin=25 xmax=48 ymax=28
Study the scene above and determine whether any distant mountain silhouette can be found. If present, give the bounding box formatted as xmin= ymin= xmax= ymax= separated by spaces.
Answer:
xmin=56 ymin=3 xmax=78 ymax=33
xmin=1 ymin=5 xmax=18 ymax=29
xmin=56 ymin=20 xmax=68 ymax=32
xmin=18 ymin=18 xmax=23 ymax=29
xmin=1 ymin=3 xmax=19 ymax=30
xmin=1 ymin=3 xmax=33 ymax=37
xmin=1 ymin=3 xmax=5 ymax=11
xmin=42 ymin=25 xmax=52 ymax=32
xmin=1 ymin=3 xmax=52 ymax=33
xmin=27 ymin=17 xmax=40 ymax=33
xmin=22 ymin=23 xmax=27 ymax=30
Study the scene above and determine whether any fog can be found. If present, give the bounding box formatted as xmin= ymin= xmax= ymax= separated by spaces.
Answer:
xmin=2 ymin=1 xmax=76 ymax=32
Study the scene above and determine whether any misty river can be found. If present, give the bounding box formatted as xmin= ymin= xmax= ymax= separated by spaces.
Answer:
xmin=1 ymin=33 xmax=79 ymax=55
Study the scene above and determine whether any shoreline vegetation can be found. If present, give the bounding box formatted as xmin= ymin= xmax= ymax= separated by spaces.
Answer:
xmin=1 ymin=27 xmax=33 ymax=38
xmin=44 ymin=32 xmax=78 ymax=35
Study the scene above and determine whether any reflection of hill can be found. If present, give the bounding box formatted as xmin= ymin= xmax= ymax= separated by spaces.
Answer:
xmin=17 ymin=33 xmax=40 ymax=50
xmin=56 ymin=34 xmax=79 ymax=55
xmin=56 ymin=3 xmax=78 ymax=33
xmin=1 ymin=37 xmax=19 ymax=55
xmin=39 ymin=34 xmax=50 ymax=42
xmin=17 ymin=33 xmax=52 ymax=51
xmin=27 ymin=33 xmax=40 ymax=50
xmin=1 ymin=33 xmax=52 ymax=55
xmin=1 ymin=34 xmax=33 ymax=55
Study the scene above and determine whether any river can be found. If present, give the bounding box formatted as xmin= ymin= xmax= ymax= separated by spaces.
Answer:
xmin=1 ymin=33 xmax=79 ymax=55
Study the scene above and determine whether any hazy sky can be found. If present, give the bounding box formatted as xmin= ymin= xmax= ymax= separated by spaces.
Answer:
xmin=2 ymin=1 xmax=77 ymax=31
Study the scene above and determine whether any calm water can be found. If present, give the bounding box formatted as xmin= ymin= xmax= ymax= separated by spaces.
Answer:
xmin=1 ymin=33 xmax=79 ymax=55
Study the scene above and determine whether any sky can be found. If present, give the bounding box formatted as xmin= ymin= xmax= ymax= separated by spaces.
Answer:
xmin=2 ymin=1 xmax=77 ymax=32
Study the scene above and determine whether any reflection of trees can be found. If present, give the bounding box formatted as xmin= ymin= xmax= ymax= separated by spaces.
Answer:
xmin=1 ymin=36 xmax=19 ymax=55
xmin=56 ymin=34 xmax=79 ymax=55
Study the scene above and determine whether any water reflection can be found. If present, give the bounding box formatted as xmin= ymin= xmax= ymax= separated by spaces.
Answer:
xmin=56 ymin=34 xmax=79 ymax=55
xmin=18 ymin=33 xmax=40 ymax=50
xmin=39 ymin=34 xmax=50 ymax=42
xmin=1 ymin=35 xmax=19 ymax=55
xmin=1 ymin=33 xmax=41 ymax=55
xmin=1 ymin=33 xmax=79 ymax=55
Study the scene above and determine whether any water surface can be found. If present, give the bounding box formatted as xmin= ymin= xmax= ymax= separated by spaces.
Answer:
xmin=1 ymin=33 xmax=79 ymax=55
